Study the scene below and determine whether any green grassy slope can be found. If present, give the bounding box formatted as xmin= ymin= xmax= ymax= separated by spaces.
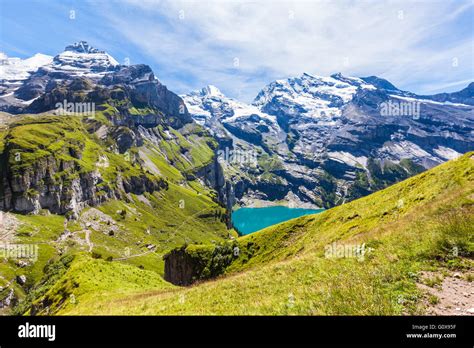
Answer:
xmin=44 ymin=152 xmax=474 ymax=315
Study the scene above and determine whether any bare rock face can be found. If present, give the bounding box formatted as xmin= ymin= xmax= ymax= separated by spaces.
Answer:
xmin=164 ymin=244 xmax=238 ymax=286
xmin=16 ymin=275 xmax=27 ymax=286
xmin=101 ymin=64 xmax=193 ymax=129
xmin=0 ymin=289 xmax=16 ymax=309
xmin=0 ymin=154 xmax=114 ymax=218
xmin=0 ymin=126 xmax=167 ymax=219
xmin=112 ymin=127 xmax=137 ymax=153
xmin=163 ymin=248 xmax=199 ymax=286
xmin=0 ymin=157 xmax=166 ymax=219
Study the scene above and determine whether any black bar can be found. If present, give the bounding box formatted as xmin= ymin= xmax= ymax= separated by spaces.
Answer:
xmin=0 ymin=316 xmax=472 ymax=346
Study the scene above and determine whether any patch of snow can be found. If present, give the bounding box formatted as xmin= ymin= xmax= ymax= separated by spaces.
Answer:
xmin=328 ymin=151 xmax=368 ymax=167
xmin=224 ymin=99 xmax=276 ymax=122
xmin=433 ymin=146 xmax=462 ymax=160
xmin=22 ymin=95 xmax=41 ymax=105
xmin=390 ymin=95 xmax=471 ymax=108
xmin=381 ymin=141 xmax=434 ymax=160
xmin=201 ymin=85 xmax=224 ymax=97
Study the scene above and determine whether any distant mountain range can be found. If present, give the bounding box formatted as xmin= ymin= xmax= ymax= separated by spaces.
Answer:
xmin=183 ymin=73 xmax=473 ymax=208
xmin=1 ymin=41 xmax=473 ymax=210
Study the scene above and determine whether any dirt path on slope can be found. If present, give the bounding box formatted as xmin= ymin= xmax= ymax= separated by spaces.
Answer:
xmin=418 ymin=271 xmax=474 ymax=315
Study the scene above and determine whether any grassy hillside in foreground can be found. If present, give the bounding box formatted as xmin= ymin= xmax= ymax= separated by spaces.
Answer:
xmin=36 ymin=152 xmax=473 ymax=315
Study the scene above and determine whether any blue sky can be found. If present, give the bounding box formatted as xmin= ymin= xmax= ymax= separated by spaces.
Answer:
xmin=1 ymin=0 xmax=473 ymax=102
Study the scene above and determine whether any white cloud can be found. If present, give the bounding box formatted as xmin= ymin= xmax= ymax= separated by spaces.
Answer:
xmin=97 ymin=0 xmax=474 ymax=101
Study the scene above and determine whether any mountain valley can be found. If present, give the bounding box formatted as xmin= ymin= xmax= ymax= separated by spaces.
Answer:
xmin=0 ymin=41 xmax=472 ymax=316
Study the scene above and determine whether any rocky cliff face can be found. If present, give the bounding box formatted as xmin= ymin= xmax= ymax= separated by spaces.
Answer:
xmin=100 ymin=64 xmax=193 ymax=129
xmin=0 ymin=116 xmax=167 ymax=219
xmin=164 ymin=243 xmax=238 ymax=286
xmin=163 ymin=247 xmax=201 ymax=286
xmin=0 ymin=156 xmax=111 ymax=216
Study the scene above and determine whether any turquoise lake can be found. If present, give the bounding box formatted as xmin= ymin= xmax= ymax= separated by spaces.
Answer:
xmin=231 ymin=206 xmax=324 ymax=235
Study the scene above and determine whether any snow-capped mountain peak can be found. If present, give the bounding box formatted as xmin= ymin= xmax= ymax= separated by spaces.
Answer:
xmin=182 ymin=85 xmax=278 ymax=128
xmin=0 ymin=52 xmax=53 ymax=82
xmin=253 ymin=72 xmax=378 ymax=120
xmin=53 ymin=41 xmax=119 ymax=74
xmin=0 ymin=42 xmax=121 ymax=109
xmin=200 ymin=85 xmax=224 ymax=97
xmin=64 ymin=41 xmax=107 ymax=54
xmin=0 ymin=52 xmax=53 ymax=98
xmin=25 ymin=53 xmax=53 ymax=65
